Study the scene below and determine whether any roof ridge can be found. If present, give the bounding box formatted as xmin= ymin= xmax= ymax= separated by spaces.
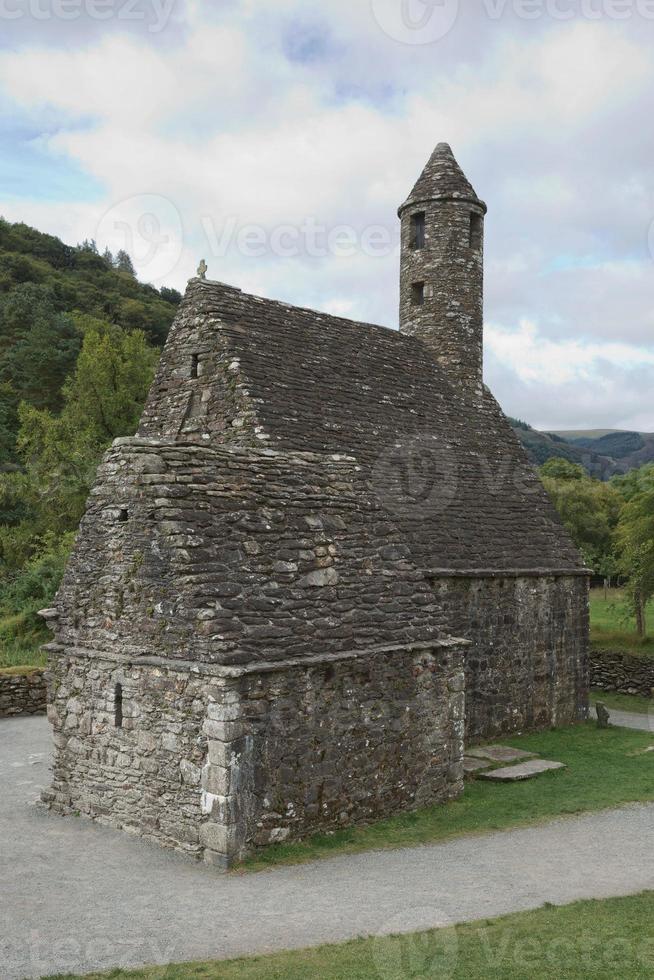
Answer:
xmin=185 ymin=276 xmax=403 ymax=340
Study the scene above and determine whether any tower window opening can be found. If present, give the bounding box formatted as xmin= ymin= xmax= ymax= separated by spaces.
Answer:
xmin=190 ymin=354 xmax=199 ymax=379
xmin=118 ymin=508 xmax=128 ymax=523
xmin=410 ymin=212 xmax=426 ymax=250
xmin=411 ymin=282 xmax=425 ymax=306
xmin=469 ymin=213 xmax=483 ymax=250
xmin=114 ymin=683 xmax=123 ymax=728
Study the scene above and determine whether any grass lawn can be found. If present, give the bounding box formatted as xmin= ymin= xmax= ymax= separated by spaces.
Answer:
xmin=47 ymin=891 xmax=654 ymax=979
xmin=236 ymin=723 xmax=654 ymax=873
xmin=0 ymin=663 xmax=45 ymax=677
xmin=590 ymin=689 xmax=653 ymax=715
xmin=590 ymin=588 xmax=654 ymax=657
xmin=0 ymin=611 xmax=48 ymax=671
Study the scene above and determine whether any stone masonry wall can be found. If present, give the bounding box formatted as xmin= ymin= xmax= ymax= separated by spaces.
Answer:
xmin=431 ymin=574 xmax=589 ymax=741
xmin=44 ymin=639 xmax=465 ymax=867
xmin=0 ymin=669 xmax=46 ymax=717
xmin=590 ymin=650 xmax=654 ymax=699
xmin=399 ymin=198 xmax=485 ymax=401
xmin=44 ymin=654 xmax=209 ymax=855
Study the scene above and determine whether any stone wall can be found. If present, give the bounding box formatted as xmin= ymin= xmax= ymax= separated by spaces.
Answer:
xmin=399 ymin=197 xmax=486 ymax=401
xmin=590 ymin=650 xmax=654 ymax=699
xmin=430 ymin=573 xmax=589 ymax=741
xmin=43 ymin=638 xmax=465 ymax=868
xmin=0 ymin=668 xmax=46 ymax=717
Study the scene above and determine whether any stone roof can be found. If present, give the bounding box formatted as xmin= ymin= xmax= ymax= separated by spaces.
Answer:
xmin=138 ymin=279 xmax=585 ymax=574
xmin=51 ymin=440 xmax=447 ymax=666
xmin=398 ymin=143 xmax=487 ymax=216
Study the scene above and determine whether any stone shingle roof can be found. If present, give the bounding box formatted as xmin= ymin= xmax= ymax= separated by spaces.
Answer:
xmin=52 ymin=441 xmax=447 ymax=666
xmin=139 ymin=280 xmax=585 ymax=574
xmin=399 ymin=142 xmax=487 ymax=215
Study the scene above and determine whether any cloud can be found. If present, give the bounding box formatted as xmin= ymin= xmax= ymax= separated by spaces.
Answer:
xmin=0 ymin=7 xmax=652 ymax=427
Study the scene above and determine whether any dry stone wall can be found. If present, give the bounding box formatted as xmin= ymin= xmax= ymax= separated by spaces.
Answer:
xmin=44 ymin=639 xmax=466 ymax=867
xmin=590 ymin=650 xmax=654 ymax=699
xmin=430 ymin=573 xmax=589 ymax=740
xmin=0 ymin=669 xmax=46 ymax=717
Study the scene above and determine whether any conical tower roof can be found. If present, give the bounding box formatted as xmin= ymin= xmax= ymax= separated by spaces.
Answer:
xmin=398 ymin=143 xmax=487 ymax=215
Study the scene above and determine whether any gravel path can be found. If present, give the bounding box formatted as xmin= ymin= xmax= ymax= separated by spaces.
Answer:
xmin=2 ymin=715 xmax=654 ymax=979
xmin=607 ymin=708 xmax=653 ymax=732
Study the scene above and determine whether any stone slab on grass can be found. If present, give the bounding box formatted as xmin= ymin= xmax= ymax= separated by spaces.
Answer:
xmin=479 ymin=760 xmax=566 ymax=782
xmin=463 ymin=756 xmax=493 ymax=774
xmin=466 ymin=744 xmax=538 ymax=764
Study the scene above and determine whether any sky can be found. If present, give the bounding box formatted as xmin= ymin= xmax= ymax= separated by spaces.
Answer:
xmin=0 ymin=0 xmax=653 ymax=431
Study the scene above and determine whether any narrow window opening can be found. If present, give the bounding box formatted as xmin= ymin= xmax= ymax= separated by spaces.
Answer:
xmin=469 ymin=213 xmax=483 ymax=250
xmin=118 ymin=508 xmax=129 ymax=523
xmin=190 ymin=354 xmax=199 ymax=379
xmin=114 ymin=683 xmax=123 ymax=728
xmin=410 ymin=211 xmax=426 ymax=250
xmin=411 ymin=282 xmax=425 ymax=306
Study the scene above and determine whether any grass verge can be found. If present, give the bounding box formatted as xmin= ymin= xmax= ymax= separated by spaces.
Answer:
xmin=236 ymin=723 xmax=654 ymax=873
xmin=590 ymin=689 xmax=652 ymax=716
xmin=590 ymin=588 xmax=654 ymax=657
xmin=0 ymin=663 xmax=44 ymax=676
xmin=47 ymin=891 xmax=654 ymax=979
xmin=0 ymin=611 xmax=48 ymax=670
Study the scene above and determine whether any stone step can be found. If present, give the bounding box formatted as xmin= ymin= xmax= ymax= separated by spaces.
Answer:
xmin=479 ymin=759 xmax=566 ymax=783
xmin=466 ymin=744 xmax=538 ymax=764
xmin=463 ymin=756 xmax=493 ymax=774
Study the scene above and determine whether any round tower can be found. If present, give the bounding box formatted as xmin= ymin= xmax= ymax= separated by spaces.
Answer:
xmin=398 ymin=143 xmax=487 ymax=401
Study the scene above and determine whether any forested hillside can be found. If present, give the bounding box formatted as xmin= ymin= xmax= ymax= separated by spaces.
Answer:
xmin=511 ymin=420 xmax=654 ymax=479
xmin=0 ymin=219 xmax=180 ymax=667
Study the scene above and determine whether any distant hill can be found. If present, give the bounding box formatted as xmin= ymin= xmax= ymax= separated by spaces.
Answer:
xmin=512 ymin=421 xmax=654 ymax=478
xmin=0 ymin=218 xmax=180 ymax=346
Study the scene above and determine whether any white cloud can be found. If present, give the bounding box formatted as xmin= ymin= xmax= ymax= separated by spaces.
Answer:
xmin=0 ymin=8 xmax=653 ymax=427
xmin=486 ymin=319 xmax=654 ymax=385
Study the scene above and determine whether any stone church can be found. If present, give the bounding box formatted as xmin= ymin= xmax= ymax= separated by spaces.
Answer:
xmin=42 ymin=144 xmax=589 ymax=867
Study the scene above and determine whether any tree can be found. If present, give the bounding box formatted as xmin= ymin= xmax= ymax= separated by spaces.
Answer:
xmin=0 ymin=284 xmax=82 ymax=414
xmin=540 ymin=458 xmax=585 ymax=481
xmin=540 ymin=458 xmax=623 ymax=575
xmin=0 ymin=320 xmax=158 ymax=576
xmin=160 ymin=286 xmax=182 ymax=305
xmin=616 ymin=489 xmax=654 ymax=639
xmin=0 ymin=383 xmax=19 ymax=469
xmin=114 ymin=250 xmax=136 ymax=276
xmin=612 ymin=464 xmax=654 ymax=503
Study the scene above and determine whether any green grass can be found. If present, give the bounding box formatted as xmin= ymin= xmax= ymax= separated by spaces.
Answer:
xmin=0 ymin=663 xmax=44 ymax=676
xmin=591 ymin=689 xmax=652 ymax=715
xmin=0 ymin=611 xmax=48 ymax=670
xmin=236 ymin=723 xmax=654 ymax=873
xmin=47 ymin=891 xmax=654 ymax=979
xmin=590 ymin=588 xmax=654 ymax=657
